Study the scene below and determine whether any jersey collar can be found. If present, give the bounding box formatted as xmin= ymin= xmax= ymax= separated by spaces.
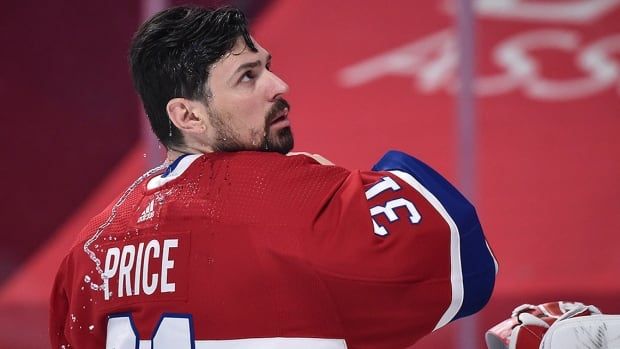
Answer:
xmin=146 ymin=153 xmax=203 ymax=190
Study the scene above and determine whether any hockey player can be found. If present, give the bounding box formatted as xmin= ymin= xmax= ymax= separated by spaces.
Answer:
xmin=50 ymin=6 xmax=498 ymax=349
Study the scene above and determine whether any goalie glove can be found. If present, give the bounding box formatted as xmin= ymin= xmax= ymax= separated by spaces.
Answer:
xmin=485 ymin=301 xmax=602 ymax=349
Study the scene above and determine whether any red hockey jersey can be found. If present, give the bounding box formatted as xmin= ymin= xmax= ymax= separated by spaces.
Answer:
xmin=50 ymin=150 xmax=497 ymax=349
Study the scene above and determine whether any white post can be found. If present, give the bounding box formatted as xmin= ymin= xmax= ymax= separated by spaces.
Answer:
xmin=455 ymin=0 xmax=479 ymax=348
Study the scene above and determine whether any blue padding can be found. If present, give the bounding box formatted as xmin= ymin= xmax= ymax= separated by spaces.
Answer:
xmin=373 ymin=150 xmax=496 ymax=321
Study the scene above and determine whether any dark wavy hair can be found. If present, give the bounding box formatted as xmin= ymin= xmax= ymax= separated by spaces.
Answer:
xmin=129 ymin=6 xmax=256 ymax=148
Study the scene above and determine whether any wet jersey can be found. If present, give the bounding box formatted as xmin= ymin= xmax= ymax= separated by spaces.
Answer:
xmin=49 ymin=150 xmax=497 ymax=349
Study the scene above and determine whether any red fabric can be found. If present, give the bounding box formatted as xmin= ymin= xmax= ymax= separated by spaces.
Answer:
xmin=513 ymin=325 xmax=547 ymax=349
xmin=50 ymin=152 xmax=473 ymax=349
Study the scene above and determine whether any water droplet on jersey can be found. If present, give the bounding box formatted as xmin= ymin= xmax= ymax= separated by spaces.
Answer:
xmin=83 ymin=275 xmax=91 ymax=283
xmin=82 ymin=164 xmax=165 ymax=281
xmin=143 ymin=153 xmax=147 ymax=158
xmin=70 ymin=314 xmax=76 ymax=322
xmin=88 ymin=325 xmax=94 ymax=331
xmin=90 ymin=283 xmax=99 ymax=291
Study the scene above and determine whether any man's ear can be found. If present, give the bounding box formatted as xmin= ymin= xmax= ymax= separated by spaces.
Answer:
xmin=166 ymin=98 xmax=206 ymax=134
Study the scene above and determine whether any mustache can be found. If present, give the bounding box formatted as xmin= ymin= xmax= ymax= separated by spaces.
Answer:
xmin=266 ymin=98 xmax=290 ymax=123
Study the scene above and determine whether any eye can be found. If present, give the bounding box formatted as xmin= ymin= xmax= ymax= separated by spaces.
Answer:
xmin=240 ymin=70 xmax=256 ymax=82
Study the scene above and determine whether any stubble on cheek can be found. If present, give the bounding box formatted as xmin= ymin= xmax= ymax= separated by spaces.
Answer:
xmin=249 ymin=127 xmax=267 ymax=148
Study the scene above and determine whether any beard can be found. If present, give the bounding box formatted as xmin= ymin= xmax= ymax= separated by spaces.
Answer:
xmin=208 ymin=98 xmax=294 ymax=155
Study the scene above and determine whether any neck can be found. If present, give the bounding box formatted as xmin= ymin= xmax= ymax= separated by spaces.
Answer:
xmin=165 ymin=144 xmax=214 ymax=165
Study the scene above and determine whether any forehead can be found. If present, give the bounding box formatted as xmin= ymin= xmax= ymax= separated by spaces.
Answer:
xmin=218 ymin=37 xmax=268 ymax=69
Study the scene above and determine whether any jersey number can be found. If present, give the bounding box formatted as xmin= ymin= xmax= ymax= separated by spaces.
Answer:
xmin=106 ymin=314 xmax=194 ymax=349
xmin=365 ymin=176 xmax=421 ymax=236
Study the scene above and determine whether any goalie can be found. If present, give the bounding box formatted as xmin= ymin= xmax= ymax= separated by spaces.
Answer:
xmin=49 ymin=5 xmax=498 ymax=349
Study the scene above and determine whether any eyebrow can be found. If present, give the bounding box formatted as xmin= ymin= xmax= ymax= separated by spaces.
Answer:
xmin=234 ymin=60 xmax=261 ymax=75
xmin=231 ymin=54 xmax=272 ymax=80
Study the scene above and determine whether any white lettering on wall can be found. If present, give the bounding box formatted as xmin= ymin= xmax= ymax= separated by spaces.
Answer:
xmin=338 ymin=30 xmax=620 ymax=101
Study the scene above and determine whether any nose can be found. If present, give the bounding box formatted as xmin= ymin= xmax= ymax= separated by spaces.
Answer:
xmin=268 ymin=70 xmax=289 ymax=100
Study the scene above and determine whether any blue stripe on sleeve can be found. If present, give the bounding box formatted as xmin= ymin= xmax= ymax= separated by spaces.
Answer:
xmin=372 ymin=150 xmax=496 ymax=321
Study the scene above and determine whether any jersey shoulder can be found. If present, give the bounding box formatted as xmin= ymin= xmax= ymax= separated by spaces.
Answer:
xmin=200 ymin=152 xmax=353 ymax=224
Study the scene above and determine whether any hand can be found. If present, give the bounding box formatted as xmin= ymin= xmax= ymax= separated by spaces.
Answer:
xmin=287 ymin=152 xmax=335 ymax=165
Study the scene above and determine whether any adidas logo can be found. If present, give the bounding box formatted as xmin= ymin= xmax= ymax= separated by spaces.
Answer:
xmin=137 ymin=199 xmax=155 ymax=223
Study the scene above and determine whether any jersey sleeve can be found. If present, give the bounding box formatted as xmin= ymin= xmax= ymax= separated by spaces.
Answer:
xmin=306 ymin=150 xmax=498 ymax=348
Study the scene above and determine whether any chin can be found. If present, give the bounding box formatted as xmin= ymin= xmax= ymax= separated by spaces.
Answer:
xmin=278 ymin=128 xmax=295 ymax=153
xmin=267 ymin=128 xmax=294 ymax=154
